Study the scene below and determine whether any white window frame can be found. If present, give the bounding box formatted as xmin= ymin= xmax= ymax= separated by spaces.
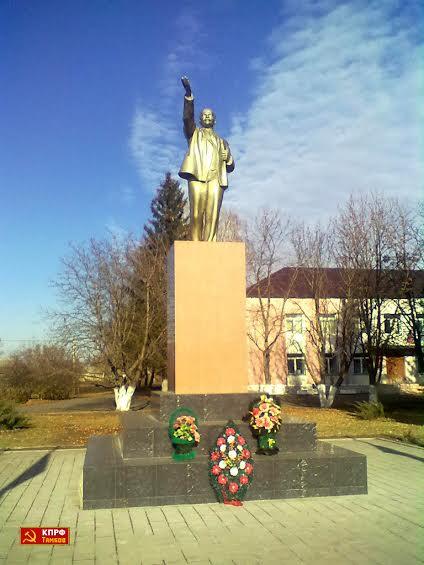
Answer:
xmin=287 ymin=354 xmax=306 ymax=376
xmin=286 ymin=314 xmax=303 ymax=334
xmin=325 ymin=355 xmax=338 ymax=376
xmin=353 ymin=356 xmax=366 ymax=375
xmin=384 ymin=314 xmax=400 ymax=335
xmin=320 ymin=314 xmax=337 ymax=337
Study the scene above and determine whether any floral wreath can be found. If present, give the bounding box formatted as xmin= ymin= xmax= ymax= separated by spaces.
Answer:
xmin=209 ymin=420 xmax=253 ymax=506
xmin=248 ymin=394 xmax=282 ymax=435
xmin=168 ymin=407 xmax=200 ymax=444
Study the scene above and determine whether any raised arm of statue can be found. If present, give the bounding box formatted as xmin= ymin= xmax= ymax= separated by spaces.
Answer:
xmin=181 ymin=76 xmax=195 ymax=141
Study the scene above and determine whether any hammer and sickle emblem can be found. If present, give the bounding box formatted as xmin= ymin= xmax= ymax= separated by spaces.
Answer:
xmin=23 ymin=529 xmax=37 ymax=543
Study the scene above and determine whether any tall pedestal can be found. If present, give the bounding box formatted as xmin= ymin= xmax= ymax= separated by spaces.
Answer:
xmin=167 ymin=241 xmax=248 ymax=394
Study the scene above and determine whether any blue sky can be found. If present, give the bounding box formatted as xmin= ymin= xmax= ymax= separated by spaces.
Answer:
xmin=1 ymin=0 xmax=422 ymax=352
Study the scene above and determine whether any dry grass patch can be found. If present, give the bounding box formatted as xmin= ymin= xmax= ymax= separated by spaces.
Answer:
xmin=0 ymin=405 xmax=422 ymax=450
xmin=283 ymin=404 xmax=424 ymax=443
xmin=0 ymin=412 xmax=121 ymax=449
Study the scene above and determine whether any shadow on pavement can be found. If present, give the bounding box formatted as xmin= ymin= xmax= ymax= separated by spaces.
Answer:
xmin=0 ymin=449 xmax=55 ymax=498
xmin=354 ymin=439 xmax=424 ymax=463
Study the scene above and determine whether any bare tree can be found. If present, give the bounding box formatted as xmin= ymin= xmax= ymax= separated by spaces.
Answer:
xmin=333 ymin=193 xmax=399 ymax=401
xmin=290 ymin=223 xmax=329 ymax=402
xmin=291 ymin=221 xmax=363 ymax=407
xmin=388 ymin=203 xmax=424 ymax=374
xmin=217 ymin=208 xmax=245 ymax=242
xmin=1 ymin=344 xmax=83 ymax=402
xmin=50 ymin=235 xmax=164 ymax=410
xmin=246 ymin=209 xmax=294 ymax=386
xmin=333 ymin=274 xmax=362 ymax=388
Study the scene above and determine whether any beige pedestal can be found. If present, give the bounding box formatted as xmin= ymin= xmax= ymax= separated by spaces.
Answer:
xmin=167 ymin=241 xmax=248 ymax=394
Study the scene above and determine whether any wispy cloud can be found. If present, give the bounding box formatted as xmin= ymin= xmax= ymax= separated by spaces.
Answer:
xmin=129 ymin=109 xmax=180 ymax=188
xmin=227 ymin=0 xmax=423 ymax=221
xmin=129 ymin=7 xmax=211 ymax=191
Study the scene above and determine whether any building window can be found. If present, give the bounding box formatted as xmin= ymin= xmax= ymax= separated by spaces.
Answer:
xmin=353 ymin=357 xmax=366 ymax=375
xmin=286 ymin=315 xmax=303 ymax=333
xmin=325 ymin=355 xmax=338 ymax=375
xmin=415 ymin=315 xmax=424 ymax=338
xmin=320 ymin=315 xmax=337 ymax=337
xmin=384 ymin=314 xmax=400 ymax=334
xmin=287 ymin=354 xmax=306 ymax=375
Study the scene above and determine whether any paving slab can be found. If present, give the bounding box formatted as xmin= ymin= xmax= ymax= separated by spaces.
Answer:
xmin=0 ymin=439 xmax=423 ymax=564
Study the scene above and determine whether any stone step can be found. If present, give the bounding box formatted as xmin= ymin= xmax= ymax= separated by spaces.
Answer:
xmin=82 ymin=435 xmax=367 ymax=510
xmin=119 ymin=412 xmax=317 ymax=459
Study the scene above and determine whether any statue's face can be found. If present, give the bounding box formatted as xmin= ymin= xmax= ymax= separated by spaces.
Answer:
xmin=200 ymin=108 xmax=215 ymax=128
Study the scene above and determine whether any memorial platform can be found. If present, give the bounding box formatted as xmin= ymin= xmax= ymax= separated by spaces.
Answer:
xmin=82 ymin=393 xmax=367 ymax=509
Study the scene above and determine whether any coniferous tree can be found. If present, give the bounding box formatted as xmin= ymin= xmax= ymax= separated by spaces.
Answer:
xmin=144 ymin=172 xmax=189 ymax=250
xmin=140 ymin=173 xmax=189 ymax=388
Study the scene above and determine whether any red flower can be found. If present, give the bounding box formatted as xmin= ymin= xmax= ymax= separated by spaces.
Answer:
xmin=242 ymin=449 xmax=251 ymax=459
xmin=218 ymin=474 xmax=227 ymax=485
xmin=245 ymin=463 xmax=253 ymax=475
xmin=238 ymin=436 xmax=246 ymax=446
xmin=252 ymin=407 xmax=260 ymax=416
xmin=228 ymin=482 xmax=239 ymax=494
xmin=217 ymin=437 xmax=226 ymax=446
xmin=240 ymin=475 xmax=249 ymax=485
xmin=225 ymin=428 xmax=236 ymax=436
xmin=210 ymin=451 xmax=220 ymax=461
xmin=211 ymin=465 xmax=221 ymax=476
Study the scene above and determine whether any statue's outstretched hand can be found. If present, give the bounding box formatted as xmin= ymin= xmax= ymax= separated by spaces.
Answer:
xmin=181 ymin=76 xmax=192 ymax=97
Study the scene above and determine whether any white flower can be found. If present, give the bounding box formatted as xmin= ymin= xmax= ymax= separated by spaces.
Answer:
xmin=227 ymin=435 xmax=235 ymax=443
xmin=230 ymin=467 xmax=238 ymax=476
xmin=220 ymin=444 xmax=226 ymax=452
xmin=237 ymin=445 xmax=243 ymax=451
xmin=228 ymin=450 xmax=237 ymax=460
xmin=219 ymin=460 xmax=227 ymax=469
xmin=239 ymin=461 xmax=246 ymax=470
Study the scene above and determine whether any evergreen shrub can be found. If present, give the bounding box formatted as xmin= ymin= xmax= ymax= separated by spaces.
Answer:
xmin=354 ymin=400 xmax=385 ymax=420
xmin=0 ymin=400 xmax=30 ymax=430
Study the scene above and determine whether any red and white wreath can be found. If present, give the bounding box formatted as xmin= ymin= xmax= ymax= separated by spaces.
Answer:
xmin=209 ymin=420 xmax=254 ymax=506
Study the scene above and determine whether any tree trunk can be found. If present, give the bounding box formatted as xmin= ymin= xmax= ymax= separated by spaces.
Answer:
xmin=369 ymin=385 xmax=378 ymax=403
xmin=317 ymin=384 xmax=328 ymax=408
xmin=263 ymin=350 xmax=271 ymax=385
xmin=114 ymin=385 xmax=136 ymax=411
xmin=326 ymin=385 xmax=338 ymax=408
xmin=317 ymin=383 xmax=338 ymax=408
xmin=148 ymin=369 xmax=155 ymax=389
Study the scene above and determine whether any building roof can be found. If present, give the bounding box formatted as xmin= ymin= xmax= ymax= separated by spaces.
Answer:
xmin=247 ymin=267 xmax=424 ymax=299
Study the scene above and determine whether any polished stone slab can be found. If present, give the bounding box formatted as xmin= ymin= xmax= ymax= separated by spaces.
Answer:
xmin=150 ymin=391 xmax=287 ymax=421
xmin=119 ymin=412 xmax=317 ymax=459
xmin=83 ymin=435 xmax=367 ymax=509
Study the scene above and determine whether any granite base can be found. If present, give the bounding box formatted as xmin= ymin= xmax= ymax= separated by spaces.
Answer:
xmin=150 ymin=391 xmax=287 ymax=421
xmin=82 ymin=435 xmax=367 ymax=510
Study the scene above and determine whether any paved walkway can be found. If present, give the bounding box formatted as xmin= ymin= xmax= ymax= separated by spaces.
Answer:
xmin=20 ymin=392 xmax=150 ymax=413
xmin=0 ymin=438 xmax=423 ymax=565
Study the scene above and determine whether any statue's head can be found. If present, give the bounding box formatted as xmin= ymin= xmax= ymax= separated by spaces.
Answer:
xmin=200 ymin=108 xmax=215 ymax=128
